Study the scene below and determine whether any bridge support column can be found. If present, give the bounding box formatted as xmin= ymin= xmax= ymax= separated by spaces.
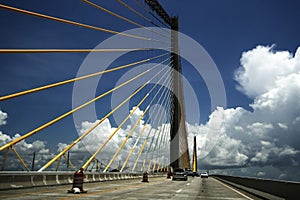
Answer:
xmin=144 ymin=0 xmax=190 ymax=171
xmin=192 ymin=136 xmax=197 ymax=172
xmin=170 ymin=17 xmax=190 ymax=170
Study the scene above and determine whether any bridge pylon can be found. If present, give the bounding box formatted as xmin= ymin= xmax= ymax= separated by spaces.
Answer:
xmin=145 ymin=0 xmax=190 ymax=170
xmin=169 ymin=16 xmax=190 ymax=170
xmin=192 ymin=136 xmax=197 ymax=172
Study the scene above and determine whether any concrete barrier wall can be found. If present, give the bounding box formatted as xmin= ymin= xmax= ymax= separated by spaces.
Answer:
xmin=212 ymin=175 xmax=300 ymax=200
xmin=0 ymin=171 xmax=151 ymax=190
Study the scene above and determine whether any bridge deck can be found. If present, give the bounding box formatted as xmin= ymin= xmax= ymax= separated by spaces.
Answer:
xmin=0 ymin=176 xmax=262 ymax=199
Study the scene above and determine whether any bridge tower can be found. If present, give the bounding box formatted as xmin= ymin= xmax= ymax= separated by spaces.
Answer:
xmin=145 ymin=0 xmax=190 ymax=170
xmin=192 ymin=136 xmax=197 ymax=172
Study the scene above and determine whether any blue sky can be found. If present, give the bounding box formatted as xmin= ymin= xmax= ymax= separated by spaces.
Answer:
xmin=164 ymin=0 xmax=300 ymax=105
xmin=0 ymin=0 xmax=300 ymax=180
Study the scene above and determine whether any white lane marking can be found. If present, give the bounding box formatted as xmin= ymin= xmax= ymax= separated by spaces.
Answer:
xmin=186 ymin=183 xmax=190 ymax=186
xmin=215 ymin=179 xmax=254 ymax=200
xmin=176 ymin=189 xmax=182 ymax=193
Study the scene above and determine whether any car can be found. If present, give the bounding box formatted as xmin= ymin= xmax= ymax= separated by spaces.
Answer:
xmin=193 ymin=171 xmax=200 ymax=177
xmin=200 ymin=172 xmax=209 ymax=178
xmin=172 ymin=168 xmax=188 ymax=181
xmin=186 ymin=169 xmax=199 ymax=177
xmin=186 ymin=169 xmax=194 ymax=176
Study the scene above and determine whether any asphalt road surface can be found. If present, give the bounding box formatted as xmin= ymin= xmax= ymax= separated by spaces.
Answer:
xmin=0 ymin=176 xmax=263 ymax=199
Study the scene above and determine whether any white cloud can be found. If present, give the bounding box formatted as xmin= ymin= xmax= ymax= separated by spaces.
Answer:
xmin=257 ymin=171 xmax=266 ymax=176
xmin=278 ymin=123 xmax=288 ymax=130
xmin=0 ymin=110 xmax=53 ymax=170
xmin=0 ymin=131 xmax=11 ymax=146
xmin=187 ymin=119 xmax=248 ymax=167
xmin=0 ymin=106 xmax=170 ymax=171
xmin=189 ymin=46 xmax=300 ymax=178
xmin=0 ymin=131 xmax=49 ymax=154
xmin=56 ymin=106 xmax=170 ymax=172
xmin=278 ymin=147 xmax=298 ymax=157
xmin=279 ymin=173 xmax=287 ymax=179
xmin=246 ymin=122 xmax=273 ymax=137
xmin=235 ymin=45 xmax=300 ymax=98
xmin=0 ymin=110 xmax=7 ymax=126
xmin=203 ymin=134 xmax=248 ymax=167
xmin=0 ymin=132 xmax=52 ymax=170
xmin=250 ymin=141 xmax=298 ymax=163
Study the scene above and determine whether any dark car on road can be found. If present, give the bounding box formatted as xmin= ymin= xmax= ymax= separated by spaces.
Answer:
xmin=186 ymin=169 xmax=194 ymax=176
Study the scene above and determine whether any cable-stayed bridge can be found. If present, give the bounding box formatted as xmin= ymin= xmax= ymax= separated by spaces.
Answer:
xmin=0 ymin=1 xmax=299 ymax=199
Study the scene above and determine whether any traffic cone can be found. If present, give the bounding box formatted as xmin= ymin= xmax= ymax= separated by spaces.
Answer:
xmin=68 ymin=168 xmax=87 ymax=193
xmin=142 ymin=171 xmax=149 ymax=182
xmin=167 ymin=171 xmax=171 ymax=179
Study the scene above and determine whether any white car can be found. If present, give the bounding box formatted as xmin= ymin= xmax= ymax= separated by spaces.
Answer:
xmin=200 ymin=172 xmax=209 ymax=178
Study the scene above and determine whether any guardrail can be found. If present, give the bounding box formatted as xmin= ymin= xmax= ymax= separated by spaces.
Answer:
xmin=0 ymin=171 xmax=165 ymax=190
xmin=212 ymin=174 xmax=300 ymax=200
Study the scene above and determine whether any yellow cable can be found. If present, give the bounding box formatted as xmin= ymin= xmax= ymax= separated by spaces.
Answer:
xmin=131 ymin=74 xmax=172 ymax=172
xmin=83 ymin=0 xmax=146 ymax=28
xmin=38 ymin=69 xmax=148 ymax=171
xmin=104 ymin=64 xmax=171 ymax=172
xmin=133 ymin=0 xmax=170 ymax=28
xmin=104 ymin=108 xmax=148 ymax=172
xmin=11 ymin=147 xmax=30 ymax=171
xmin=141 ymin=159 xmax=146 ymax=172
xmin=147 ymin=159 xmax=152 ymax=172
xmin=82 ymin=95 xmax=146 ymax=170
xmin=63 ymin=153 xmax=75 ymax=170
xmin=82 ymin=0 xmax=168 ymax=39
xmin=131 ymin=139 xmax=147 ymax=172
xmin=144 ymin=79 xmax=172 ymax=164
xmin=118 ymin=0 xmax=152 ymax=25
xmin=0 ymin=4 xmax=149 ymax=41
xmin=0 ymin=53 xmax=168 ymax=101
xmin=0 ymin=57 xmax=170 ymax=153
xmin=120 ymin=67 xmax=170 ymax=172
xmin=1 ymin=148 xmax=9 ymax=171
xmin=0 ymin=48 xmax=153 ymax=53
xmin=81 ymin=59 xmax=169 ymax=170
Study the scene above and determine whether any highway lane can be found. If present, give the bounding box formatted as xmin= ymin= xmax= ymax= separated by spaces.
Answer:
xmin=0 ymin=176 xmax=263 ymax=199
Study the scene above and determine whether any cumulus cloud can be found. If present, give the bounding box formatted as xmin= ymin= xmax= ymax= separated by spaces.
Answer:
xmin=0 ymin=135 xmax=52 ymax=170
xmin=0 ymin=112 xmax=52 ymax=170
xmin=201 ymin=134 xmax=248 ymax=167
xmin=189 ymin=45 xmax=300 ymax=181
xmin=0 ymin=110 xmax=7 ymax=125
xmin=257 ymin=171 xmax=266 ymax=177
xmin=250 ymin=141 xmax=298 ymax=163
xmin=0 ymin=105 xmax=170 ymax=172
xmin=56 ymin=106 xmax=170 ymax=172
xmin=235 ymin=45 xmax=300 ymax=98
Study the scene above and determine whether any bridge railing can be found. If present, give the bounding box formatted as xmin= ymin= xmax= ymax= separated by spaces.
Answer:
xmin=0 ymin=171 xmax=166 ymax=190
xmin=212 ymin=174 xmax=300 ymax=200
